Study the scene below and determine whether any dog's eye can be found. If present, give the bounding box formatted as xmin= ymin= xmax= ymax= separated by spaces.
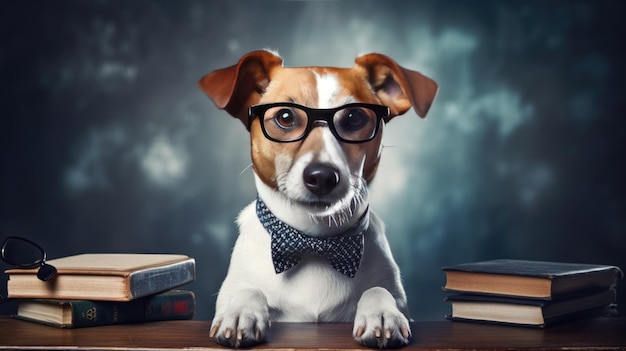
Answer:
xmin=338 ymin=108 xmax=369 ymax=131
xmin=273 ymin=109 xmax=297 ymax=129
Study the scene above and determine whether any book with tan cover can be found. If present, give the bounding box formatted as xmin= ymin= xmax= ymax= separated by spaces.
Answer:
xmin=442 ymin=259 xmax=622 ymax=300
xmin=5 ymin=254 xmax=195 ymax=301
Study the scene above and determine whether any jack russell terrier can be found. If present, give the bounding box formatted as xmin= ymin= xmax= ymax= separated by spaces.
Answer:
xmin=198 ymin=50 xmax=437 ymax=348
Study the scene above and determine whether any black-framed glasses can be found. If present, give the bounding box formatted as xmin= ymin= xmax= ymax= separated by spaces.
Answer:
xmin=248 ymin=102 xmax=389 ymax=143
xmin=1 ymin=236 xmax=57 ymax=281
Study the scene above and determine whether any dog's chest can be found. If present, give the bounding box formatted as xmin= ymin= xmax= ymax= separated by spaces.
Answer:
xmin=233 ymin=204 xmax=360 ymax=322
xmin=270 ymin=257 xmax=358 ymax=322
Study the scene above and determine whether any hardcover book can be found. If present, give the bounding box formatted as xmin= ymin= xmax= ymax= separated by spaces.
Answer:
xmin=442 ymin=259 xmax=622 ymax=300
xmin=445 ymin=289 xmax=617 ymax=327
xmin=14 ymin=289 xmax=196 ymax=328
xmin=5 ymin=253 xmax=195 ymax=301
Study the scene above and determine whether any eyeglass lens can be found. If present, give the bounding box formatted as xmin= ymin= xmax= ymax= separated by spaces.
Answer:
xmin=1 ymin=236 xmax=57 ymax=281
xmin=37 ymin=263 xmax=58 ymax=281
xmin=261 ymin=105 xmax=379 ymax=142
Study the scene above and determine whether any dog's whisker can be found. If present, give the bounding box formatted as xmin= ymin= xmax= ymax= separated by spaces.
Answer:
xmin=238 ymin=163 xmax=254 ymax=176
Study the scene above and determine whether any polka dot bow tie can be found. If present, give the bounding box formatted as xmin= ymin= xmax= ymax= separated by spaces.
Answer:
xmin=256 ymin=196 xmax=369 ymax=278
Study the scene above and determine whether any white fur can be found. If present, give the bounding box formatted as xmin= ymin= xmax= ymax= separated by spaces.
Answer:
xmin=210 ymin=69 xmax=411 ymax=349
xmin=211 ymin=198 xmax=410 ymax=347
xmin=314 ymin=71 xmax=340 ymax=108
xmin=212 ymin=176 xmax=411 ymax=349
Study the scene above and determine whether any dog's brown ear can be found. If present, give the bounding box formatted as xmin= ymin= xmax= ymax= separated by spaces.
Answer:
xmin=198 ymin=50 xmax=283 ymax=127
xmin=355 ymin=53 xmax=438 ymax=121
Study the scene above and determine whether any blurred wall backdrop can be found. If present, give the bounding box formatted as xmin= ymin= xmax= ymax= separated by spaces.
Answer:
xmin=1 ymin=0 xmax=625 ymax=321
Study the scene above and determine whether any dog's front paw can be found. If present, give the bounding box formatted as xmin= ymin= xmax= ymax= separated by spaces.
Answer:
xmin=210 ymin=289 xmax=270 ymax=348
xmin=353 ymin=287 xmax=411 ymax=349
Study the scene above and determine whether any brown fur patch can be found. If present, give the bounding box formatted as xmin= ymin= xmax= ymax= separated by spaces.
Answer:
xmin=250 ymin=66 xmax=385 ymax=190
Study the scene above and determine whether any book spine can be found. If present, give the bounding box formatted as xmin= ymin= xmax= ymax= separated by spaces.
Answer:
xmin=128 ymin=259 xmax=196 ymax=299
xmin=67 ymin=290 xmax=195 ymax=328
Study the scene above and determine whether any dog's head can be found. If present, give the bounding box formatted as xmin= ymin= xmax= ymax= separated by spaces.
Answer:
xmin=199 ymin=50 xmax=437 ymax=234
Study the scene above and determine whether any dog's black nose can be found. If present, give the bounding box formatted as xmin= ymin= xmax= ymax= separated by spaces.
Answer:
xmin=303 ymin=163 xmax=340 ymax=197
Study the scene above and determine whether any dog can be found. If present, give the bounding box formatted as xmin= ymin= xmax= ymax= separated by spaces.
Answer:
xmin=198 ymin=50 xmax=437 ymax=348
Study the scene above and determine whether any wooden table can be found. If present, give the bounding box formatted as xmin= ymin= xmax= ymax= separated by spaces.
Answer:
xmin=0 ymin=316 xmax=625 ymax=350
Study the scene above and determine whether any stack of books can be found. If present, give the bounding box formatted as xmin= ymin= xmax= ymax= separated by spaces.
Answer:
xmin=442 ymin=259 xmax=622 ymax=328
xmin=4 ymin=253 xmax=196 ymax=328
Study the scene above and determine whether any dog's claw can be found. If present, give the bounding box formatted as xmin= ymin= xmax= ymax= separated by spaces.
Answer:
xmin=375 ymin=327 xmax=382 ymax=338
xmin=212 ymin=323 xmax=268 ymax=348
xmin=209 ymin=321 xmax=220 ymax=338
xmin=401 ymin=326 xmax=410 ymax=339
